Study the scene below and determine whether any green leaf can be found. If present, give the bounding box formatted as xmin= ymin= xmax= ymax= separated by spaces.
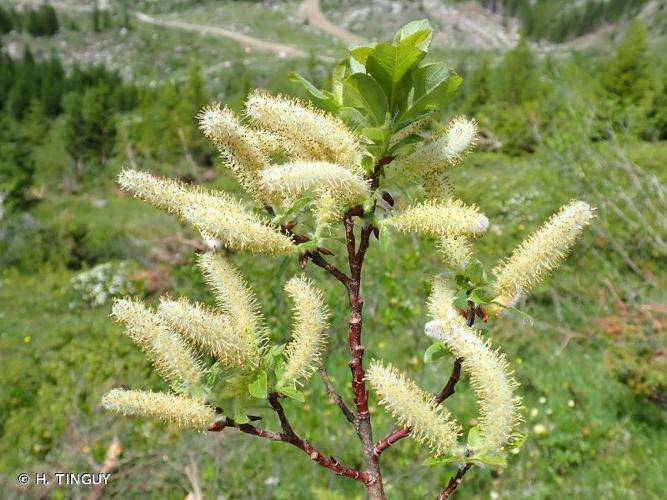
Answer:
xmin=233 ymin=403 xmax=250 ymax=424
xmin=454 ymin=274 xmax=470 ymax=288
xmin=331 ymin=57 xmax=350 ymax=106
xmin=388 ymin=133 xmax=424 ymax=155
xmin=248 ymin=370 xmax=268 ymax=399
xmin=468 ymin=288 xmax=489 ymax=305
xmin=349 ymin=43 xmax=376 ymax=65
xmin=454 ymin=289 xmax=468 ymax=310
xmin=366 ymin=42 xmax=426 ymax=111
xmin=343 ymin=73 xmax=389 ymax=126
xmin=361 ymin=124 xmax=391 ymax=143
xmin=270 ymin=343 xmax=286 ymax=357
xmin=424 ymin=342 xmax=448 ymax=363
xmin=423 ymin=453 xmax=459 ymax=466
xmin=393 ymin=19 xmax=433 ymax=51
xmin=288 ymin=72 xmax=336 ymax=112
xmin=338 ymin=106 xmax=371 ymax=130
xmin=466 ymin=260 xmax=486 ymax=285
xmin=277 ymin=385 xmax=305 ymax=403
xmin=273 ymin=356 xmax=285 ymax=377
xmin=379 ymin=225 xmax=392 ymax=251
xmin=467 ymin=426 xmax=484 ymax=449
xmin=476 ymin=453 xmax=508 ymax=467
xmin=402 ymin=63 xmax=461 ymax=120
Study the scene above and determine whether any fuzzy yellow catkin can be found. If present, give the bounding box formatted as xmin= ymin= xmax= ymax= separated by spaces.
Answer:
xmin=180 ymin=190 xmax=295 ymax=254
xmin=367 ymin=361 xmax=461 ymax=456
xmin=313 ymin=189 xmax=341 ymax=238
xmin=425 ymin=279 xmax=521 ymax=452
xmin=259 ymin=161 xmax=370 ymax=204
xmin=492 ymin=200 xmax=595 ymax=307
xmin=197 ymin=104 xmax=269 ymax=202
xmin=158 ymin=299 xmax=258 ymax=369
xmin=118 ymin=169 xmax=294 ymax=255
xmin=111 ymin=299 xmax=204 ymax=392
xmin=249 ymin=129 xmax=312 ymax=161
xmin=382 ymin=199 xmax=489 ymax=237
xmin=118 ymin=169 xmax=191 ymax=214
xmin=422 ymin=171 xmax=455 ymax=200
xmin=102 ymin=389 xmax=215 ymax=431
xmin=278 ymin=276 xmax=329 ymax=386
xmin=437 ymin=233 xmax=473 ymax=270
xmin=196 ymin=252 xmax=267 ymax=352
xmin=388 ymin=116 xmax=477 ymax=183
xmin=245 ymin=91 xmax=360 ymax=171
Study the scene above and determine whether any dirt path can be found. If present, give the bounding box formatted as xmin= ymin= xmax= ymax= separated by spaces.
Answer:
xmin=7 ymin=0 xmax=306 ymax=59
xmin=134 ymin=12 xmax=306 ymax=59
xmin=297 ymin=0 xmax=366 ymax=46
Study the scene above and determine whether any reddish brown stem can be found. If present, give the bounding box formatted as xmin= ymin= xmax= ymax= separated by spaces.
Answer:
xmin=317 ymin=361 xmax=356 ymax=425
xmin=437 ymin=463 xmax=473 ymax=499
xmin=209 ymin=403 xmax=369 ymax=483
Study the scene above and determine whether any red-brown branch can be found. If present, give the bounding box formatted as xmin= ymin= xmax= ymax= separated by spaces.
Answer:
xmin=437 ymin=463 xmax=473 ymax=499
xmin=209 ymin=402 xmax=369 ymax=483
xmin=317 ymin=361 xmax=356 ymax=425
xmin=308 ymin=251 xmax=351 ymax=286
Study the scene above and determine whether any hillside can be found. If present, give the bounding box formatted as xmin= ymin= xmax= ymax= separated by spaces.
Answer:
xmin=2 ymin=0 xmax=666 ymax=86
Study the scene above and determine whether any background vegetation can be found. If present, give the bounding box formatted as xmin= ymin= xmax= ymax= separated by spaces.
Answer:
xmin=1 ymin=1 xmax=666 ymax=498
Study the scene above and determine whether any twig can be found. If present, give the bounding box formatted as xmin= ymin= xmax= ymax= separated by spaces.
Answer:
xmin=436 ymin=463 xmax=473 ymax=499
xmin=209 ymin=408 xmax=368 ymax=483
xmin=308 ymin=251 xmax=351 ymax=286
xmin=317 ymin=361 xmax=356 ymax=424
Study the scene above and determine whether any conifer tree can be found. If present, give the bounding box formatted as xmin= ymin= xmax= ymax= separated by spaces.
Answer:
xmin=99 ymin=21 xmax=594 ymax=499
xmin=600 ymin=22 xmax=652 ymax=132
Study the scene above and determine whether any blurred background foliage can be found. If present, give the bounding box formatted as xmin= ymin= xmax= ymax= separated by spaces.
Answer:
xmin=0 ymin=0 xmax=666 ymax=498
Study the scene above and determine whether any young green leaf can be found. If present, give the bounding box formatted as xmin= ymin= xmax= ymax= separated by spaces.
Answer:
xmin=379 ymin=225 xmax=392 ymax=251
xmin=233 ymin=401 xmax=250 ymax=424
xmin=393 ymin=19 xmax=434 ymax=51
xmin=402 ymin=63 xmax=462 ymax=121
xmin=277 ymin=384 xmax=306 ymax=403
xmin=424 ymin=342 xmax=448 ymax=363
xmin=248 ymin=370 xmax=268 ymax=399
xmin=423 ymin=453 xmax=459 ymax=466
xmin=349 ymin=43 xmax=377 ymax=65
xmin=467 ymin=425 xmax=484 ymax=449
xmin=475 ymin=453 xmax=508 ymax=467
xmin=344 ymin=73 xmax=389 ymax=126
xmin=288 ymin=72 xmax=336 ymax=111
xmin=366 ymin=42 xmax=425 ymax=111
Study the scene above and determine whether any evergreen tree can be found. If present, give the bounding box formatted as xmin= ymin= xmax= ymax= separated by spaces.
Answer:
xmin=40 ymin=55 xmax=65 ymax=116
xmin=599 ymin=22 xmax=652 ymax=132
xmin=492 ymin=36 xmax=540 ymax=154
xmin=174 ymin=64 xmax=210 ymax=165
xmin=0 ymin=7 xmax=12 ymax=34
xmin=81 ymin=83 xmax=117 ymax=166
xmin=63 ymin=91 xmax=87 ymax=178
xmin=462 ymin=56 xmax=491 ymax=115
xmin=601 ymin=22 xmax=651 ymax=107
xmin=0 ymin=115 xmax=36 ymax=214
